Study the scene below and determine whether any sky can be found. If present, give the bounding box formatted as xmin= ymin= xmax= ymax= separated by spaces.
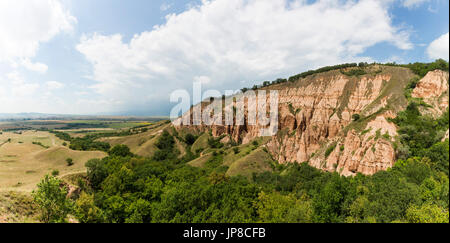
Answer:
xmin=0 ymin=0 xmax=448 ymax=116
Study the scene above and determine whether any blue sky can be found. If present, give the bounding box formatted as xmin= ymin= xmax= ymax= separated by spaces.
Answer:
xmin=0 ymin=0 xmax=448 ymax=115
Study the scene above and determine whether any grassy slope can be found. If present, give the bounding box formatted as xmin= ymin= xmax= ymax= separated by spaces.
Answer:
xmin=188 ymin=136 xmax=274 ymax=178
xmin=98 ymin=122 xmax=170 ymax=157
xmin=0 ymin=191 xmax=38 ymax=223
xmin=225 ymin=147 xmax=274 ymax=178
xmin=0 ymin=131 xmax=106 ymax=192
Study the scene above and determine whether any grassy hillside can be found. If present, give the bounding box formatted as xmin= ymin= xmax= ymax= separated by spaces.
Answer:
xmin=0 ymin=191 xmax=38 ymax=223
xmin=98 ymin=121 xmax=170 ymax=157
xmin=0 ymin=131 xmax=106 ymax=192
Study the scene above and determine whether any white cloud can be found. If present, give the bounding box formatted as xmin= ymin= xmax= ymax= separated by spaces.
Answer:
xmin=194 ymin=76 xmax=212 ymax=85
xmin=402 ymin=0 xmax=430 ymax=8
xmin=46 ymin=81 xmax=64 ymax=90
xmin=21 ymin=59 xmax=49 ymax=74
xmin=160 ymin=3 xmax=174 ymax=11
xmin=0 ymin=0 xmax=75 ymax=113
xmin=2 ymin=72 xmax=40 ymax=97
xmin=427 ymin=32 xmax=449 ymax=60
xmin=77 ymin=0 xmax=412 ymax=113
xmin=0 ymin=72 xmax=69 ymax=113
xmin=0 ymin=0 xmax=76 ymax=69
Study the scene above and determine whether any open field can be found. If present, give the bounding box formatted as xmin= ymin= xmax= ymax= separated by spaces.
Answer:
xmin=0 ymin=131 xmax=106 ymax=192
xmin=0 ymin=119 xmax=154 ymax=131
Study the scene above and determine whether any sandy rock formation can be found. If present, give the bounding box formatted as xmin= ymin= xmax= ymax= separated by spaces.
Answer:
xmin=412 ymin=70 xmax=449 ymax=116
xmin=176 ymin=67 xmax=448 ymax=176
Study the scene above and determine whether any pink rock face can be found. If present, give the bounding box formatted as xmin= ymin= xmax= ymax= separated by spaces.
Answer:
xmin=412 ymin=70 xmax=449 ymax=116
xmin=175 ymin=68 xmax=448 ymax=176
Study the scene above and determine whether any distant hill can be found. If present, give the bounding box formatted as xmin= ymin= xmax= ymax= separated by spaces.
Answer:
xmin=0 ymin=113 xmax=168 ymax=121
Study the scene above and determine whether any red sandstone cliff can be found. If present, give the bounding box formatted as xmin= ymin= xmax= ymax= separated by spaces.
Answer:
xmin=175 ymin=66 xmax=449 ymax=176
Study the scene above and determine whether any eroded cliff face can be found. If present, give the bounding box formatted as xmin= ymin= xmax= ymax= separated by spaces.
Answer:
xmin=175 ymin=66 xmax=449 ymax=176
xmin=411 ymin=70 xmax=449 ymax=116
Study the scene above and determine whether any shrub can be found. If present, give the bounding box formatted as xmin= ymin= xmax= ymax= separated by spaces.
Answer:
xmin=325 ymin=143 xmax=337 ymax=158
xmin=233 ymin=147 xmax=240 ymax=154
xmin=185 ymin=133 xmax=196 ymax=145
xmin=66 ymin=158 xmax=74 ymax=167
xmin=32 ymin=175 xmax=72 ymax=223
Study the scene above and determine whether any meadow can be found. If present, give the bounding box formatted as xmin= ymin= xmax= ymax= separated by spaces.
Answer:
xmin=0 ymin=130 xmax=106 ymax=192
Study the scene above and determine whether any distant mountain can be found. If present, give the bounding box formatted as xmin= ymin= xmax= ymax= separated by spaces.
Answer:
xmin=0 ymin=112 xmax=168 ymax=121
xmin=0 ymin=113 xmax=73 ymax=120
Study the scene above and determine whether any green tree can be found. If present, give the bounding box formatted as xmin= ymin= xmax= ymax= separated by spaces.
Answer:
xmin=74 ymin=192 xmax=105 ymax=223
xmin=108 ymin=144 xmax=133 ymax=157
xmin=32 ymin=175 xmax=72 ymax=223
xmin=313 ymin=173 xmax=348 ymax=223
xmin=406 ymin=203 xmax=449 ymax=223
xmin=255 ymin=191 xmax=313 ymax=223
xmin=86 ymin=159 xmax=108 ymax=190
xmin=66 ymin=158 xmax=74 ymax=166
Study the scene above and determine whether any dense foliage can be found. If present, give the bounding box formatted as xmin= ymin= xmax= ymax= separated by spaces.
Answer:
xmin=386 ymin=59 xmax=449 ymax=78
xmin=32 ymin=175 xmax=72 ymax=223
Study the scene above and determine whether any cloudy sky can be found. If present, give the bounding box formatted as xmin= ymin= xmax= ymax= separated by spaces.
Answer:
xmin=0 ymin=0 xmax=448 ymax=115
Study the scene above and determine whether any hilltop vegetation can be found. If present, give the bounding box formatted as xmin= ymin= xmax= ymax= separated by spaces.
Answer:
xmin=241 ymin=59 xmax=448 ymax=91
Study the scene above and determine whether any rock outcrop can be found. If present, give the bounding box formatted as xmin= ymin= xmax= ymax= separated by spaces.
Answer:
xmin=176 ymin=66 xmax=448 ymax=176
xmin=412 ymin=70 xmax=449 ymax=116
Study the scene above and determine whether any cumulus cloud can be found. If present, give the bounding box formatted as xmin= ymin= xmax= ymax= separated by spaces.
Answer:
xmin=427 ymin=33 xmax=449 ymax=60
xmin=77 ymin=0 xmax=412 ymax=114
xmin=0 ymin=0 xmax=76 ymax=70
xmin=0 ymin=0 xmax=75 ymax=113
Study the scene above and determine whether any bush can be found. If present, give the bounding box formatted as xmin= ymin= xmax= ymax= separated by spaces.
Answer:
xmin=325 ymin=143 xmax=337 ymax=158
xmin=153 ymin=131 xmax=177 ymax=161
xmin=32 ymin=175 xmax=71 ymax=223
xmin=233 ymin=147 xmax=240 ymax=154
xmin=342 ymin=69 xmax=367 ymax=76
xmin=208 ymin=137 xmax=224 ymax=149
xmin=185 ymin=133 xmax=196 ymax=145
xmin=66 ymin=158 xmax=74 ymax=167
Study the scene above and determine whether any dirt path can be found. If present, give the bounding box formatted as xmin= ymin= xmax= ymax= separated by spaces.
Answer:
xmin=0 ymin=141 xmax=7 ymax=148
